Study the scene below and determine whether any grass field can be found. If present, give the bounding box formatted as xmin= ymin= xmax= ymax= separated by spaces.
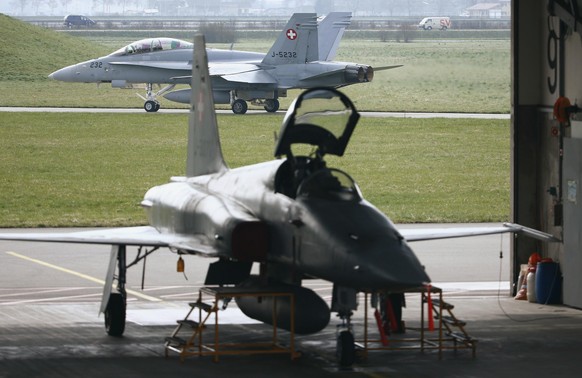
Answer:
xmin=0 ymin=113 xmax=510 ymax=227
xmin=0 ymin=16 xmax=512 ymax=227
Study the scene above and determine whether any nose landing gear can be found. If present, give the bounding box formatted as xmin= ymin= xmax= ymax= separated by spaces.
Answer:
xmin=336 ymin=318 xmax=356 ymax=367
xmin=332 ymin=285 xmax=359 ymax=367
xmin=139 ymin=83 xmax=176 ymax=112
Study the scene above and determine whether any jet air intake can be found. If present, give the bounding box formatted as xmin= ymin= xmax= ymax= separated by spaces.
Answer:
xmin=344 ymin=65 xmax=374 ymax=83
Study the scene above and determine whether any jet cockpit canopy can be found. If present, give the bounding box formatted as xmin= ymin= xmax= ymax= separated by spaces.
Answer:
xmin=274 ymin=87 xmax=360 ymax=159
xmin=273 ymin=88 xmax=362 ymax=200
xmin=109 ymin=38 xmax=193 ymax=57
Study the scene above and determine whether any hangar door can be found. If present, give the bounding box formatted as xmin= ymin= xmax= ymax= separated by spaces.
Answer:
xmin=563 ymin=124 xmax=582 ymax=308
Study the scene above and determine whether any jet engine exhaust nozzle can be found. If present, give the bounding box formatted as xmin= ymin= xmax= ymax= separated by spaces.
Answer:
xmin=344 ymin=65 xmax=374 ymax=83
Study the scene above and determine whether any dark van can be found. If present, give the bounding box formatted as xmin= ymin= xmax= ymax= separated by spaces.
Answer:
xmin=64 ymin=15 xmax=96 ymax=28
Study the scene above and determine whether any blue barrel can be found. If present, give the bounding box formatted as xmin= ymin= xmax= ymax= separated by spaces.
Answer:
xmin=535 ymin=262 xmax=562 ymax=304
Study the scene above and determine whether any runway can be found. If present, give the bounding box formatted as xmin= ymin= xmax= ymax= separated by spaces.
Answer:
xmin=0 ymin=106 xmax=510 ymax=119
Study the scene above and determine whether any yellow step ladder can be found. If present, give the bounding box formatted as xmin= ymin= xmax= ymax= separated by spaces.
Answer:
xmin=164 ymin=299 xmax=216 ymax=361
xmin=431 ymin=298 xmax=477 ymax=357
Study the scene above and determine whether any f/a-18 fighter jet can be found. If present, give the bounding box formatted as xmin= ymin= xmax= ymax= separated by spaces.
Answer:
xmin=5 ymin=35 xmax=556 ymax=367
xmin=48 ymin=12 xmax=400 ymax=114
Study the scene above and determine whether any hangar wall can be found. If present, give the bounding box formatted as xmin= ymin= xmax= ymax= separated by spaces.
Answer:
xmin=513 ymin=0 xmax=582 ymax=308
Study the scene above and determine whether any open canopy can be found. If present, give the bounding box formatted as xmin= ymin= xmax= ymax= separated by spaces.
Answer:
xmin=274 ymin=87 xmax=360 ymax=158
xmin=109 ymin=38 xmax=193 ymax=57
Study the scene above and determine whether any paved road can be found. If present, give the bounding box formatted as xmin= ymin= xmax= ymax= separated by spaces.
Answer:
xmin=0 ymin=106 xmax=510 ymax=119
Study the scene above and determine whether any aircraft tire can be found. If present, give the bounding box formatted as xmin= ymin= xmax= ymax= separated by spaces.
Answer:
xmin=144 ymin=100 xmax=159 ymax=113
xmin=105 ymin=293 xmax=126 ymax=337
xmin=264 ymin=99 xmax=280 ymax=113
xmin=232 ymin=99 xmax=248 ymax=114
xmin=336 ymin=330 xmax=355 ymax=367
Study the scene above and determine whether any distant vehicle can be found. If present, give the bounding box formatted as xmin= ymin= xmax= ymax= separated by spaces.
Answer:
xmin=63 ymin=15 xmax=96 ymax=28
xmin=418 ymin=16 xmax=451 ymax=30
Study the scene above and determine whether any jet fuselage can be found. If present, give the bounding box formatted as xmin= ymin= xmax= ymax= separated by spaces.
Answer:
xmin=142 ymin=159 xmax=429 ymax=291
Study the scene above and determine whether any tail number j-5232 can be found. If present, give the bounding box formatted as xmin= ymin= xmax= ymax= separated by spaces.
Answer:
xmin=271 ymin=51 xmax=297 ymax=58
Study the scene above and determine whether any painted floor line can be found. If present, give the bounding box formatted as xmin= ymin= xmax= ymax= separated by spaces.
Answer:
xmin=5 ymin=251 xmax=162 ymax=302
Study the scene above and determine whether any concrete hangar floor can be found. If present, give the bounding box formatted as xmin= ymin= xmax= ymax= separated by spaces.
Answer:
xmin=1 ymin=229 xmax=581 ymax=377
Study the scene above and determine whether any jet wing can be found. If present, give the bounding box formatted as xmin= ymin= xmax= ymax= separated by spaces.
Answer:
xmin=172 ymin=64 xmax=277 ymax=85
xmin=0 ymin=226 xmax=219 ymax=256
xmin=399 ymin=223 xmax=560 ymax=243
xmin=211 ymin=64 xmax=277 ymax=84
xmin=209 ymin=63 xmax=264 ymax=76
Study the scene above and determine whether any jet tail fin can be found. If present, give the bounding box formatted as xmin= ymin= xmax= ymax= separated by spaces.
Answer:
xmin=317 ymin=12 xmax=351 ymax=61
xmin=262 ymin=13 xmax=319 ymax=65
xmin=186 ymin=34 xmax=228 ymax=177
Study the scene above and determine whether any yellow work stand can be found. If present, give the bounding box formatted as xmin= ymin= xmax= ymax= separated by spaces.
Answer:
xmin=359 ymin=286 xmax=477 ymax=359
xmin=165 ymin=286 xmax=300 ymax=362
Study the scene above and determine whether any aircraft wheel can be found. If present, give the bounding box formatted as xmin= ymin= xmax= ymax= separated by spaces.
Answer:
xmin=105 ymin=293 xmax=126 ymax=336
xmin=264 ymin=99 xmax=279 ymax=113
xmin=232 ymin=99 xmax=248 ymax=114
xmin=144 ymin=100 xmax=159 ymax=113
xmin=336 ymin=330 xmax=355 ymax=367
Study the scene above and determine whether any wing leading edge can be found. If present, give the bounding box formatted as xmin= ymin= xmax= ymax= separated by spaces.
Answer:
xmin=400 ymin=223 xmax=560 ymax=243
xmin=0 ymin=226 xmax=219 ymax=256
xmin=0 ymin=223 xmax=558 ymax=253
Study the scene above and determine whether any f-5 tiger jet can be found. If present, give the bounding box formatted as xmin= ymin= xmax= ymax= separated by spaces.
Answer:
xmin=4 ymin=35 xmax=557 ymax=367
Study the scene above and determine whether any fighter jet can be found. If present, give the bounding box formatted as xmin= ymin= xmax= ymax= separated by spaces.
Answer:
xmin=3 ymin=35 xmax=556 ymax=366
xmin=48 ymin=12 xmax=400 ymax=114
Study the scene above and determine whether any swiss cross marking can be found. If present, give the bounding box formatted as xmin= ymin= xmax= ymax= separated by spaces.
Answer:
xmin=286 ymin=29 xmax=297 ymax=40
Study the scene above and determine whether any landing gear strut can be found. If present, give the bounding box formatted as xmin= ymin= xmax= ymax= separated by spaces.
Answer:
xmin=336 ymin=317 xmax=356 ymax=367
xmin=332 ymin=285 xmax=358 ymax=367
xmin=100 ymin=245 xmax=160 ymax=336
xmin=102 ymin=245 xmax=127 ymax=336
xmin=140 ymin=83 xmax=176 ymax=112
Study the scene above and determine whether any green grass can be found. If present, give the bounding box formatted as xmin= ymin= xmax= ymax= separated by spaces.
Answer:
xmin=0 ymin=113 xmax=509 ymax=227
xmin=0 ymin=16 xmax=511 ymax=226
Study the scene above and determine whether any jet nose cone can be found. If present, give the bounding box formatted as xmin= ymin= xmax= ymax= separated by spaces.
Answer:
xmin=353 ymin=242 xmax=431 ymax=290
xmin=48 ymin=65 xmax=78 ymax=82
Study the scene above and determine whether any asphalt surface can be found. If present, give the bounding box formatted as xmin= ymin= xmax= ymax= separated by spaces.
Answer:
xmin=1 ymin=227 xmax=581 ymax=377
xmin=0 ymin=106 xmax=511 ymax=119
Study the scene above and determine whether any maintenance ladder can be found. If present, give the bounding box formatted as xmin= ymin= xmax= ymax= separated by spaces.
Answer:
xmin=164 ymin=286 xmax=299 ymax=362
xmin=361 ymin=286 xmax=477 ymax=359
xmin=431 ymin=297 xmax=477 ymax=357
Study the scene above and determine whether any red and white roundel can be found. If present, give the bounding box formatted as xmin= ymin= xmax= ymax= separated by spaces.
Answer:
xmin=286 ymin=29 xmax=297 ymax=40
